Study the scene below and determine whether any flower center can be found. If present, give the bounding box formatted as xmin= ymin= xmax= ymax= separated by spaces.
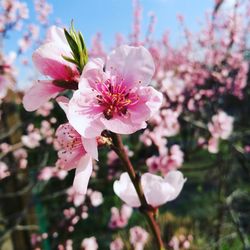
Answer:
xmin=95 ymin=79 xmax=139 ymax=120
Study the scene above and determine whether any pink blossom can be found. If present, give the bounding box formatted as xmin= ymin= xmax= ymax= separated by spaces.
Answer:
xmin=208 ymin=111 xmax=234 ymax=140
xmin=81 ymin=237 xmax=98 ymax=250
xmin=38 ymin=166 xmax=54 ymax=181
xmin=23 ymin=26 xmax=80 ymax=111
xmin=169 ymin=234 xmax=193 ymax=250
xmin=244 ymin=145 xmax=250 ymax=153
xmin=108 ymin=204 xmax=132 ymax=229
xmin=0 ymin=161 xmax=10 ymax=180
xmin=140 ymin=128 xmax=167 ymax=155
xmin=207 ymin=137 xmax=219 ymax=154
xmin=160 ymin=109 xmax=180 ymax=137
xmin=34 ymin=0 xmax=53 ymax=24
xmin=161 ymin=71 xmax=185 ymax=102
xmin=89 ymin=190 xmax=103 ymax=207
xmin=55 ymin=123 xmax=97 ymax=194
xmin=146 ymin=145 xmax=184 ymax=175
xmin=13 ymin=148 xmax=28 ymax=169
xmin=110 ymin=237 xmax=124 ymax=250
xmin=113 ymin=170 xmax=186 ymax=207
xmin=129 ymin=226 xmax=148 ymax=250
xmin=67 ymin=187 xmax=85 ymax=207
xmin=21 ymin=131 xmax=42 ymax=149
xmin=68 ymin=45 xmax=163 ymax=138
xmin=38 ymin=166 xmax=68 ymax=181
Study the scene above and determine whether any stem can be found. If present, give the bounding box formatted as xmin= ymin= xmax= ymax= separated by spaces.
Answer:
xmin=110 ymin=133 xmax=166 ymax=250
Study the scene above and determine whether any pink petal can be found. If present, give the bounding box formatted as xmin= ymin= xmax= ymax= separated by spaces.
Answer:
xmin=164 ymin=170 xmax=186 ymax=201
xmin=100 ymin=116 xmax=147 ymax=135
xmin=68 ymin=90 xmax=104 ymax=138
xmin=46 ymin=26 xmax=68 ymax=46
xmin=23 ymin=80 xmax=63 ymax=111
xmin=130 ymin=87 xmax=163 ymax=124
xmin=106 ymin=45 xmax=155 ymax=88
xmin=82 ymin=137 xmax=98 ymax=160
xmin=79 ymin=58 xmax=108 ymax=91
xmin=141 ymin=173 xmax=175 ymax=207
xmin=73 ymin=154 xmax=93 ymax=195
xmin=56 ymin=96 xmax=69 ymax=115
xmin=113 ymin=172 xmax=141 ymax=207
xmin=32 ymin=42 xmax=77 ymax=80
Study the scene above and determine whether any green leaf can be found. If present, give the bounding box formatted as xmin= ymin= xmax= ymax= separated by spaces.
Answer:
xmin=63 ymin=22 xmax=89 ymax=73
xmin=64 ymin=29 xmax=80 ymax=63
xmin=61 ymin=55 xmax=77 ymax=65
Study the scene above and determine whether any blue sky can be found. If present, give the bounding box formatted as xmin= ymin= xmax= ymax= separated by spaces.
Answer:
xmin=4 ymin=0 xmax=217 ymax=88
xmin=49 ymin=0 xmax=214 ymax=47
xmin=6 ymin=0 xmax=216 ymax=49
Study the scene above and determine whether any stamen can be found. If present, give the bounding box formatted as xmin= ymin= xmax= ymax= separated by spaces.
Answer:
xmin=95 ymin=79 xmax=139 ymax=119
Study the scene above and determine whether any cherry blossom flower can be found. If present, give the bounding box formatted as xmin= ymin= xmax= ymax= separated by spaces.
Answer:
xmin=81 ymin=236 xmax=98 ymax=250
xmin=161 ymin=71 xmax=185 ymax=102
xmin=0 ymin=161 xmax=10 ymax=180
xmin=23 ymin=26 xmax=80 ymax=111
xmin=34 ymin=0 xmax=52 ymax=25
xmin=67 ymin=186 xmax=85 ymax=207
xmin=146 ymin=145 xmax=184 ymax=175
xmin=207 ymin=137 xmax=219 ymax=154
xmin=113 ymin=170 xmax=186 ymax=207
xmin=38 ymin=166 xmax=68 ymax=181
xmin=68 ymin=45 xmax=163 ymax=138
xmin=110 ymin=237 xmax=124 ymax=250
xmin=169 ymin=234 xmax=193 ymax=250
xmin=208 ymin=111 xmax=234 ymax=140
xmin=88 ymin=190 xmax=103 ymax=207
xmin=21 ymin=130 xmax=42 ymax=149
xmin=129 ymin=226 xmax=148 ymax=250
xmin=13 ymin=148 xmax=28 ymax=169
xmin=108 ymin=204 xmax=132 ymax=229
xmin=55 ymin=123 xmax=98 ymax=194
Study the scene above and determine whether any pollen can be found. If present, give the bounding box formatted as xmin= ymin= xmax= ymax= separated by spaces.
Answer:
xmin=95 ymin=79 xmax=139 ymax=120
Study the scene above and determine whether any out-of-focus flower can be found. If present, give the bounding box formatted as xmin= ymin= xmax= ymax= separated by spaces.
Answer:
xmin=208 ymin=111 xmax=234 ymax=140
xmin=207 ymin=137 xmax=219 ymax=154
xmin=38 ymin=166 xmax=67 ymax=181
xmin=23 ymin=26 xmax=80 ymax=111
xmin=81 ymin=236 xmax=98 ymax=250
xmin=113 ymin=170 xmax=186 ymax=207
xmin=109 ymin=204 xmax=132 ymax=229
xmin=21 ymin=130 xmax=42 ymax=149
xmin=129 ymin=226 xmax=148 ymax=250
xmin=89 ymin=190 xmax=103 ymax=207
xmin=110 ymin=237 xmax=124 ymax=250
xmin=13 ymin=148 xmax=28 ymax=169
xmin=34 ymin=0 xmax=52 ymax=25
xmin=68 ymin=45 xmax=162 ymax=138
xmin=161 ymin=71 xmax=185 ymax=102
xmin=67 ymin=186 xmax=85 ymax=207
xmin=146 ymin=145 xmax=184 ymax=175
xmin=169 ymin=234 xmax=193 ymax=250
xmin=0 ymin=161 xmax=10 ymax=180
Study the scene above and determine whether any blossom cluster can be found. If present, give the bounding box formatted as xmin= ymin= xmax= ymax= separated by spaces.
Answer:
xmin=22 ymin=24 xmax=186 ymax=210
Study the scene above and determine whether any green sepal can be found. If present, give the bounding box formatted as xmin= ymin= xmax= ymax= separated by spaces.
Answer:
xmin=64 ymin=28 xmax=80 ymax=63
xmin=61 ymin=55 xmax=77 ymax=65
xmin=62 ymin=21 xmax=88 ymax=73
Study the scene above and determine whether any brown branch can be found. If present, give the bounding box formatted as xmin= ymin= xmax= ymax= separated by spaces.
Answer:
xmin=110 ymin=133 xmax=166 ymax=250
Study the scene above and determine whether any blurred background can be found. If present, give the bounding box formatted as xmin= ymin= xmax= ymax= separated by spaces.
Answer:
xmin=0 ymin=0 xmax=250 ymax=249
